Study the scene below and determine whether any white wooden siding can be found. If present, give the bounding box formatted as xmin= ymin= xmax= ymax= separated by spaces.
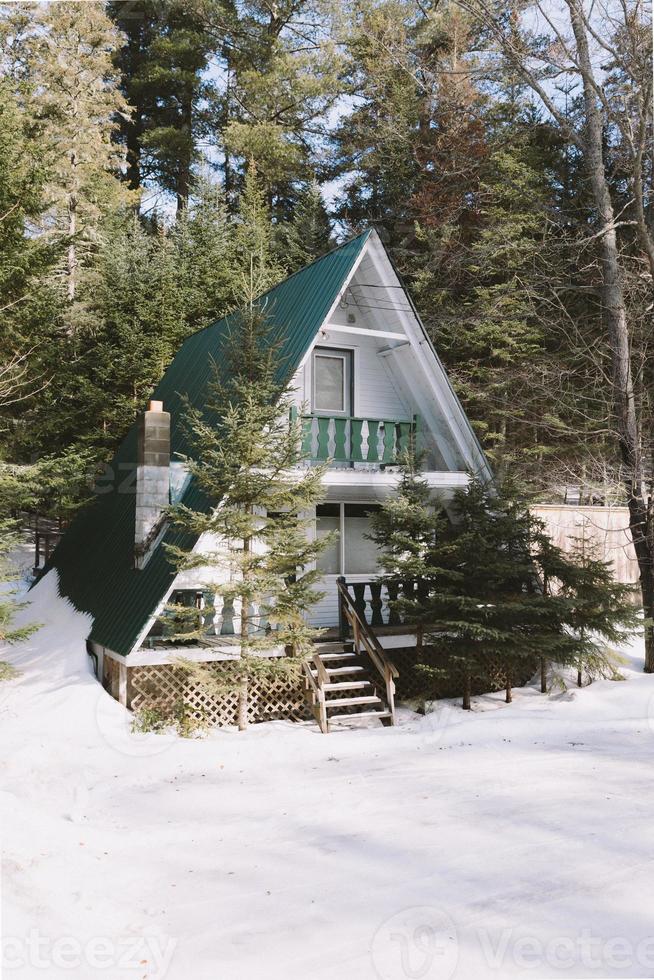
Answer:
xmin=290 ymin=334 xmax=411 ymax=422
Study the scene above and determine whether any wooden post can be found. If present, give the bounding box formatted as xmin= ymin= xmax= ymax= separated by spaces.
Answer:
xmin=385 ymin=666 xmax=396 ymax=724
xmin=462 ymin=670 xmax=471 ymax=710
xmin=505 ymin=674 xmax=512 ymax=703
xmin=337 ymin=576 xmax=348 ymax=641
xmin=318 ymin=691 xmax=328 ymax=734
xmin=411 ymin=413 xmax=420 ymax=456
xmin=118 ymin=662 xmax=128 ymax=707
xmin=540 ymin=657 xmax=547 ymax=694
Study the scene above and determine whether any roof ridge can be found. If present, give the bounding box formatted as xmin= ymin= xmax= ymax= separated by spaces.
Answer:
xmin=258 ymin=227 xmax=371 ymax=301
xmin=178 ymin=228 xmax=372 ymax=347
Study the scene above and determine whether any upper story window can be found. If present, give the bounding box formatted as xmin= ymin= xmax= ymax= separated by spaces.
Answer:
xmin=312 ymin=347 xmax=352 ymax=416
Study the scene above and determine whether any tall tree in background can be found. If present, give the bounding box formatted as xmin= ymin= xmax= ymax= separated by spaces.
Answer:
xmin=21 ymin=182 xmax=237 ymax=459
xmin=234 ymin=163 xmax=286 ymax=295
xmin=333 ymin=0 xmax=423 ymax=237
xmin=215 ymin=0 xmax=343 ymax=215
xmin=0 ymin=79 xmax=56 ymax=426
xmin=30 ymin=2 xmax=131 ymax=303
xmin=276 ymin=180 xmax=333 ymax=272
xmin=457 ymin=0 xmax=654 ymax=669
xmin=108 ymin=0 xmax=221 ymax=213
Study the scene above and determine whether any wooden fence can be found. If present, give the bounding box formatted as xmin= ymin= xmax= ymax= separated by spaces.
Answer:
xmin=532 ymin=505 xmax=639 ymax=586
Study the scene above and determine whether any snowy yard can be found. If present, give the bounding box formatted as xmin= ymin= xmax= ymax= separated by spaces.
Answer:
xmin=2 ymin=572 xmax=654 ymax=980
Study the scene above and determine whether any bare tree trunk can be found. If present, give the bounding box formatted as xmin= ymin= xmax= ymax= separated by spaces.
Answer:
xmin=238 ymin=531 xmax=251 ymax=731
xmin=632 ymin=146 xmax=654 ymax=279
xmin=462 ymin=669 xmax=471 ymax=710
xmin=237 ymin=676 xmax=248 ymax=731
xmin=67 ymin=150 xmax=78 ymax=303
xmin=176 ymin=91 xmax=193 ymax=215
xmin=568 ymin=0 xmax=654 ymax=671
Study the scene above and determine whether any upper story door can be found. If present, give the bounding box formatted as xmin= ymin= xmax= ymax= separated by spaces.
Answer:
xmin=312 ymin=347 xmax=353 ymax=417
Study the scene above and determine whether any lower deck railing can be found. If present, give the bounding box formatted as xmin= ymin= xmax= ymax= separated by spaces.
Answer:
xmin=336 ymin=577 xmax=425 ymax=632
xmin=336 ymin=577 xmax=398 ymax=722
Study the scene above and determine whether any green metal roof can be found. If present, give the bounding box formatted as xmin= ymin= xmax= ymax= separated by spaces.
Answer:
xmin=47 ymin=231 xmax=371 ymax=656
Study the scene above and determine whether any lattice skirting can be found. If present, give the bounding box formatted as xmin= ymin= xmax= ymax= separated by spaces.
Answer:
xmin=116 ymin=650 xmax=539 ymax=730
xmin=391 ymin=647 xmax=538 ymax=702
xmin=127 ymin=660 xmax=312 ymax=728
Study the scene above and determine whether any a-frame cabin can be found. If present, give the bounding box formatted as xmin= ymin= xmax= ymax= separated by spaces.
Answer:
xmin=47 ymin=229 xmax=490 ymax=730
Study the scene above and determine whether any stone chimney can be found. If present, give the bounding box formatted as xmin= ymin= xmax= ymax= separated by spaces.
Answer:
xmin=134 ymin=399 xmax=170 ymax=568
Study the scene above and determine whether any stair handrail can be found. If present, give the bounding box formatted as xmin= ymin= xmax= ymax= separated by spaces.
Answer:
xmin=336 ymin=577 xmax=398 ymax=721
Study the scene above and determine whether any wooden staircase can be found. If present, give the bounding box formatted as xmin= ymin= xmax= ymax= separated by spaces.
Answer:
xmin=303 ymin=580 xmax=399 ymax=733
xmin=303 ymin=644 xmax=392 ymax=732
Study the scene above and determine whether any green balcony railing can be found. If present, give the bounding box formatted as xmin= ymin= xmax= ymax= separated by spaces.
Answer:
xmin=296 ymin=412 xmax=418 ymax=465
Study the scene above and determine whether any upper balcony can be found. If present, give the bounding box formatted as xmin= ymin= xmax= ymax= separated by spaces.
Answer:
xmin=298 ymin=412 xmax=418 ymax=467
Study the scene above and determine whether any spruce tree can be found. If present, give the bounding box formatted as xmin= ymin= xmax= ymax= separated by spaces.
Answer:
xmin=30 ymin=1 xmax=133 ymax=304
xmin=532 ymin=522 xmax=638 ymax=688
xmin=234 ymin=163 xmax=286 ymax=295
xmin=277 ymin=181 xmax=333 ymax=273
xmin=374 ymin=477 xmax=638 ymax=708
xmin=108 ymin=0 xmax=219 ymax=212
xmin=421 ymin=481 xmax=541 ymax=707
xmin=166 ymin=300 xmax=329 ymax=731
xmin=368 ymin=452 xmax=445 ymax=649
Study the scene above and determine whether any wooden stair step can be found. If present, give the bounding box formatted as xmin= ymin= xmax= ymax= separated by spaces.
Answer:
xmin=324 ymin=680 xmax=372 ymax=692
xmin=325 ymin=665 xmax=366 ymax=675
xmin=317 ymin=652 xmax=360 ymax=662
xmin=313 ymin=642 xmax=353 ymax=654
xmin=325 ymin=695 xmax=382 ymax=708
xmin=328 ymin=710 xmax=393 ymax=722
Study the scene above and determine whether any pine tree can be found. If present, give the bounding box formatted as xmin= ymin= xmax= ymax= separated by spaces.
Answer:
xmin=29 ymin=2 xmax=132 ymax=305
xmin=108 ymin=0 xmax=219 ymax=212
xmin=277 ymin=181 xmax=333 ymax=273
xmin=0 ymin=77 xmax=58 ymax=434
xmin=332 ymin=0 xmax=422 ymax=236
xmin=373 ymin=478 xmax=638 ymax=709
xmin=368 ymin=452 xmax=445 ymax=649
xmin=166 ymin=301 xmax=330 ymax=731
xmin=532 ymin=521 xmax=638 ymax=689
xmin=234 ymin=163 xmax=286 ymax=296
xmin=218 ymin=1 xmax=343 ymax=214
xmin=17 ymin=179 xmax=237 ymax=461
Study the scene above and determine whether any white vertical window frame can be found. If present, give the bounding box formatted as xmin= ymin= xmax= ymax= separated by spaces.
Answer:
xmin=314 ymin=501 xmax=381 ymax=576
xmin=312 ymin=347 xmax=354 ymax=416
xmin=338 ymin=502 xmax=345 ymax=574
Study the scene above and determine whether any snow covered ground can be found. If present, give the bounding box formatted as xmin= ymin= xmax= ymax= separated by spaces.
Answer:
xmin=2 ymin=572 xmax=654 ymax=980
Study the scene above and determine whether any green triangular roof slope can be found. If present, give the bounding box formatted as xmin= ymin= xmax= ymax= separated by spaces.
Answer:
xmin=47 ymin=231 xmax=371 ymax=657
